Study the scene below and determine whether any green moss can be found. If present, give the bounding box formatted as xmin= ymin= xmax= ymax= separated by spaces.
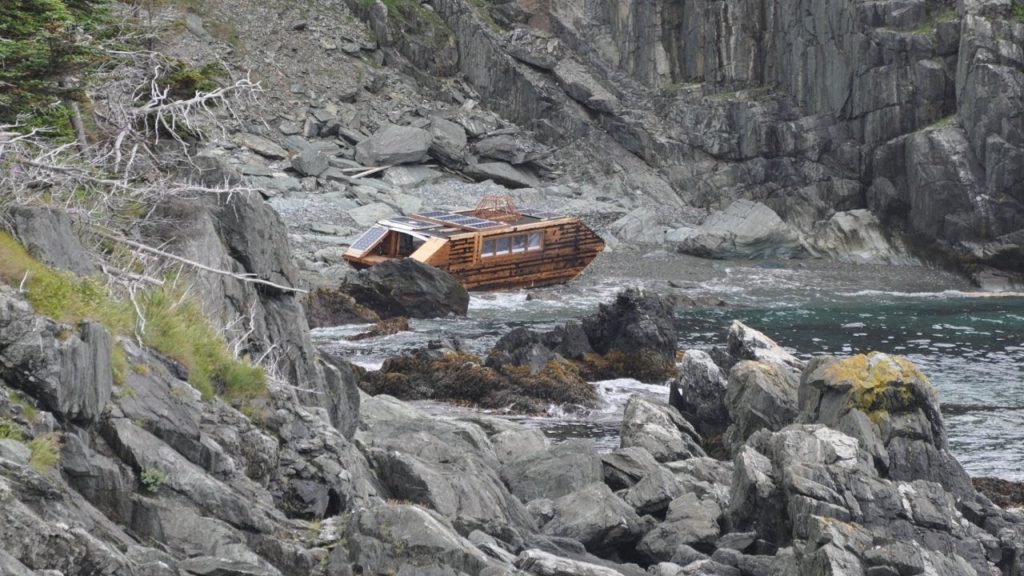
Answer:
xmin=928 ymin=114 xmax=958 ymax=130
xmin=159 ymin=62 xmax=220 ymax=100
xmin=27 ymin=433 xmax=60 ymax=472
xmin=466 ymin=0 xmax=501 ymax=33
xmin=8 ymin=391 xmax=38 ymax=423
xmin=1013 ymin=1 xmax=1024 ymax=23
xmin=823 ymin=352 xmax=932 ymax=423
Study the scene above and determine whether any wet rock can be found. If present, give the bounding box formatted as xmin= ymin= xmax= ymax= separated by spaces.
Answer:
xmin=485 ymin=322 xmax=592 ymax=374
xmin=10 ymin=206 xmax=96 ymax=276
xmin=581 ymin=288 xmax=678 ymax=382
xmin=501 ymin=439 xmax=603 ymax=502
xmin=675 ymin=200 xmax=805 ymax=260
xmin=669 ymin=350 xmax=730 ymax=447
xmin=724 ymin=361 xmax=799 ymax=451
xmin=348 ymin=317 xmax=410 ymax=341
xmin=355 ymin=124 xmax=432 ymax=166
xmin=303 ymin=288 xmax=380 ymax=329
xmin=346 ymin=259 xmax=469 ymax=319
xmin=540 ymin=482 xmax=645 ymax=556
xmin=620 ymin=396 xmax=704 ymax=463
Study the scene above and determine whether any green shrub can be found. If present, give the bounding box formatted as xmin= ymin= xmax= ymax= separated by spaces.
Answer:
xmin=140 ymin=468 xmax=166 ymax=494
xmin=1014 ymin=1 xmax=1024 ymax=23
xmin=7 ymin=391 xmax=38 ymax=423
xmin=27 ymin=433 xmax=60 ymax=472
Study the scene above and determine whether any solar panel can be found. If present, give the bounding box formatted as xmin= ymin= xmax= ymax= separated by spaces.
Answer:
xmin=383 ymin=216 xmax=437 ymax=230
xmin=348 ymin=225 xmax=389 ymax=255
xmin=465 ymin=221 xmax=504 ymax=230
xmin=415 ymin=210 xmax=449 ymax=219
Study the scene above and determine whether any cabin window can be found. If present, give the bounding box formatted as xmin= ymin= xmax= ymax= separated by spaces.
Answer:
xmin=528 ymin=232 xmax=542 ymax=250
xmin=481 ymin=232 xmax=544 ymax=258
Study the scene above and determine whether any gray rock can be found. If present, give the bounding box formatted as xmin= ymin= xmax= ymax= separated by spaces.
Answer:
xmin=635 ymin=493 xmax=722 ymax=563
xmin=724 ymin=361 xmax=799 ymax=450
xmin=581 ymin=288 xmax=678 ymax=382
xmin=723 ymin=321 xmax=804 ymax=374
xmin=621 ymin=465 xmax=684 ymax=516
xmin=0 ymin=291 xmax=112 ymax=424
xmin=541 ymin=482 xmax=645 ymax=556
xmin=234 ymin=133 xmax=288 ymax=159
xmin=336 ymin=504 xmax=491 ymax=575
xmin=383 ymin=165 xmax=442 ymax=187
xmin=355 ymin=124 xmax=433 ymax=166
xmin=290 ymin=149 xmax=329 ymax=177
xmin=348 ymin=202 xmax=395 ymax=228
xmin=10 ymin=206 xmax=96 ymax=276
xmin=514 ymin=549 xmax=624 ymax=576
xmin=553 ymin=59 xmax=619 ymax=113
xmin=669 ymin=350 xmax=730 ymax=445
xmin=428 ymin=117 xmax=468 ymax=166
xmin=808 ymin=210 xmax=912 ymax=264
xmin=675 ymin=200 xmax=805 ymax=260
xmin=601 ymin=446 xmax=663 ymax=490
xmin=501 ymin=439 xmax=603 ymax=502
xmin=465 ymin=162 xmax=540 ymax=189
xmin=491 ymin=429 xmax=547 ymax=466
xmin=0 ymin=439 xmax=30 ymax=466
xmin=346 ymin=259 xmax=469 ymax=319
xmin=178 ymin=556 xmax=280 ymax=576
xmin=620 ymin=396 xmax=704 ymax=463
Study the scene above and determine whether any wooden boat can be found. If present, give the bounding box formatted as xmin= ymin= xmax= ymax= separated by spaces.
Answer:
xmin=343 ymin=196 xmax=605 ymax=290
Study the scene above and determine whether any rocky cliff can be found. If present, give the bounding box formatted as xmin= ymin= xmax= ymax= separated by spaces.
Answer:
xmin=344 ymin=0 xmax=1024 ymax=285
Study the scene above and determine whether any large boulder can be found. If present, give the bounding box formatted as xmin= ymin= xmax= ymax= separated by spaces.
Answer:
xmin=635 ymin=493 xmax=722 ymax=563
xmin=620 ymin=396 xmax=704 ymax=463
xmin=581 ymin=288 xmax=678 ymax=382
xmin=798 ymin=352 xmax=974 ymax=497
xmin=720 ymin=321 xmax=804 ymax=375
xmin=540 ymin=482 xmax=645 ymax=557
xmin=724 ymin=361 xmax=799 ymax=451
xmin=501 ymin=439 xmax=604 ymax=503
xmin=486 ymin=322 xmax=593 ymax=374
xmin=9 ymin=206 xmax=96 ymax=276
xmin=346 ymin=259 xmax=469 ymax=319
xmin=674 ymin=200 xmax=805 ymax=260
xmin=303 ymin=287 xmax=380 ymax=329
xmin=355 ymin=124 xmax=433 ymax=166
xmin=669 ymin=350 xmax=731 ymax=447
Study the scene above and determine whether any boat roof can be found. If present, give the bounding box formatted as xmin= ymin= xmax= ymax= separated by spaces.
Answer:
xmin=347 ymin=207 xmax=567 ymax=257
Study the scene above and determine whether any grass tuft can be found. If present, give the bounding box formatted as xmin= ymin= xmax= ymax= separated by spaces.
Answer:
xmin=27 ymin=433 xmax=60 ymax=472
xmin=0 ymin=419 xmax=23 ymax=441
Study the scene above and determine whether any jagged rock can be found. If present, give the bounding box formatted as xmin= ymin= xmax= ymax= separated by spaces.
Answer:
xmin=553 ymin=59 xmax=619 ymax=113
xmin=290 ymin=149 xmax=328 ymax=177
xmin=355 ymin=124 xmax=432 ymax=166
xmin=485 ymin=322 xmax=592 ymax=374
xmin=346 ymin=259 xmax=469 ymax=319
xmin=491 ymin=429 xmax=547 ymax=466
xmin=9 ymin=206 xmax=96 ymax=276
xmin=501 ymin=439 xmax=603 ymax=502
xmin=581 ymin=288 xmax=678 ymax=382
xmin=663 ymin=458 xmax=734 ymax=509
xmin=808 ymin=209 xmax=913 ymax=264
xmin=178 ymin=556 xmax=280 ymax=576
xmin=724 ymin=361 xmax=799 ymax=451
xmin=635 ymin=493 xmax=722 ymax=563
xmin=607 ymin=207 xmax=674 ymax=245
xmin=669 ymin=350 xmax=730 ymax=445
xmin=722 ymin=321 xmax=804 ymax=375
xmin=621 ymin=465 xmax=684 ymax=516
xmin=0 ymin=439 xmax=31 ymax=466
xmin=234 ymin=133 xmax=288 ymax=159
xmin=428 ymin=116 xmax=468 ymax=166
xmin=336 ymin=504 xmax=492 ymax=575
xmin=0 ymin=289 xmax=112 ymax=424
xmin=601 ymin=446 xmax=662 ymax=490
xmin=675 ymin=200 xmax=805 ymax=260
xmin=620 ymin=396 xmax=704 ymax=463
xmin=540 ymin=482 xmax=645 ymax=556
xmin=465 ymin=161 xmax=540 ymax=189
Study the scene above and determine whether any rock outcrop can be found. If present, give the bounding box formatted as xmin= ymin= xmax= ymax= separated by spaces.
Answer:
xmin=344 ymin=259 xmax=469 ymax=320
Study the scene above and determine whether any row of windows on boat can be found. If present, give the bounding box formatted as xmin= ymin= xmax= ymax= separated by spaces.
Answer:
xmin=481 ymin=232 xmax=543 ymax=257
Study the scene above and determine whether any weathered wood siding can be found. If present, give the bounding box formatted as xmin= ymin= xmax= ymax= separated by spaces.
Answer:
xmin=444 ymin=219 xmax=604 ymax=290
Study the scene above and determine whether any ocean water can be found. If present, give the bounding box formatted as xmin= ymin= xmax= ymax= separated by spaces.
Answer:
xmin=313 ymin=255 xmax=1024 ymax=481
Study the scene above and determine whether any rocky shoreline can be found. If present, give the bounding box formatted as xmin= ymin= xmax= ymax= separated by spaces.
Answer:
xmin=1 ymin=201 xmax=1022 ymax=574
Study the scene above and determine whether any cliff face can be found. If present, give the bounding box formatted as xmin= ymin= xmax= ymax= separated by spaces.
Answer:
xmin=363 ymin=0 xmax=1024 ymax=284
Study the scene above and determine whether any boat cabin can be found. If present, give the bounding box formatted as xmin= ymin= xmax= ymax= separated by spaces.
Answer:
xmin=343 ymin=197 xmax=605 ymax=290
